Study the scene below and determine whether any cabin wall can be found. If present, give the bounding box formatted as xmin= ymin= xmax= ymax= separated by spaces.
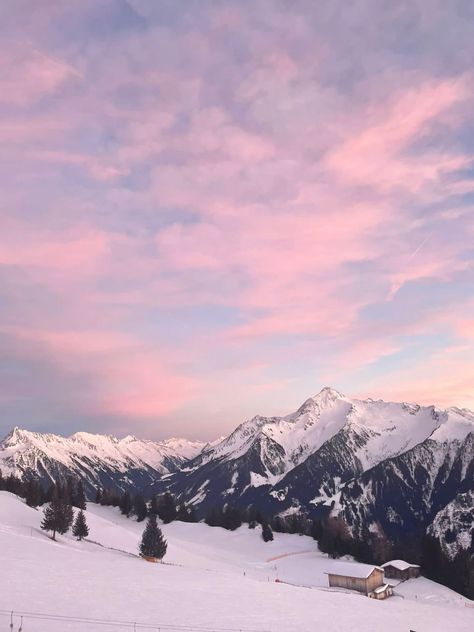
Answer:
xmin=383 ymin=565 xmax=420 ymax=580
xmin=366 ymin=569 xmax=384 ymax=592
xmin=383 ymin=566 xmax=408 ymax=580
xmin=373 ymin=586 xmax=392 ymax=600
xmin=327 ymin=574 xmax=368 ymax=594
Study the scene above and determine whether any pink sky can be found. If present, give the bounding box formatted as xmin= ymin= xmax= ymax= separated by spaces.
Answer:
xmin=0 ymin=1 xmax=473 ymax=439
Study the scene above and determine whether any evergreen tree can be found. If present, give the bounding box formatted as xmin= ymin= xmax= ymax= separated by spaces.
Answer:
xmin=66 ymin=476 xmax=75 ymax=504
xmin=41 ymin=492 xmax=73 ymax=540
xmin=95 ymin=487 xmax=102 ymax=504
xmin=310 ymin=519 xmax=323 ymax=542
xmin=222 ymin=505 xmax=242 ymax=531
xmin=421 ymin=534 xmax=444 ymax=582
xmin=262 ymin=522 xmax=274 ymax=542
xmin=139 ymin=515 xmax=168 ymax=560
xmin=119 ymin=491 xmax=132 ymax=516
xmin=272 ymin=516 xmax=286 ymax=533
xmin=205 ymin=507 xmax=224 ymax=527
xmin=156 ymin=492 xmax=177 ymax=523
xmin=133 ymin=493 xmax=148 ymax=522
xmin=176 ymin=503 xmax=197 ymax=523
xmin=149 ymin=494 xmax=159 ymax=516
xmin=318 ymin=517 xmax=352 ymax=558
xmin=72 ymin=509 xmax=89 ymax=540
xmin=25 ymin=479 xmax=42 ymax=508
xmin=72 ymin=481 xmax=87 ymax=510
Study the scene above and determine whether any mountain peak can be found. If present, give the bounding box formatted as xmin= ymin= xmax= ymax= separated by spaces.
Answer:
xmin=3 ymin=426 xmax=39 ymax=445
xmin=313 ymin=386 xmax=344 ymax=402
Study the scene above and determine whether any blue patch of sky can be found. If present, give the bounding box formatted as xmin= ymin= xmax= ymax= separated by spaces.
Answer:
xmin=361 ymin=277 xmax=472 ymax=325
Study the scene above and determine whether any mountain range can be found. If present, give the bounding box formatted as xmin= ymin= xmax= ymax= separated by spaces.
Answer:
xmin=0 ymin=427 xmax=206 ymax=496
xmin=1 ymin=387 xmax=473 ymax=554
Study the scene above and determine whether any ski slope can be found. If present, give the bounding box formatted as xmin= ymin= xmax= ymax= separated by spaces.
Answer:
xmin=0 ymin=492 xmax=472 ymax=632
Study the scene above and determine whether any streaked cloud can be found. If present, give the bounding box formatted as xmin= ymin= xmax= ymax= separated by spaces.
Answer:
xmin=0 ymin=0 xmax=472 ymax=439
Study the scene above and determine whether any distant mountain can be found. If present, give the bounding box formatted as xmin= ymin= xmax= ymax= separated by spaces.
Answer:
xmin=151 ymin=387 xmax=474 ymax=553
xmin=2 ymin=387 xmax=473 ymax=554
xmin=0 ymin=427 xmax=206 ymax=497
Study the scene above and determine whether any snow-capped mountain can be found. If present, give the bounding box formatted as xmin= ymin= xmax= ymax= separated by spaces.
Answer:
xmin=0 ymin=427 xmax=205 ymax=497
xmin=2 ymin=387 xmax=473 ymax=551
xmin=152 ymin=388 xmax=474 ymax=549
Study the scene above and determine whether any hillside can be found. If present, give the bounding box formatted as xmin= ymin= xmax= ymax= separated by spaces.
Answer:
xmin=0 ymin=491 xmax=473 ymax=632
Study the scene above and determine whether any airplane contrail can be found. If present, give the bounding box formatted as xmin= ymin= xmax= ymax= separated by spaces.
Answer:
xmin=406 ymin=233 xmax=430 ymax=263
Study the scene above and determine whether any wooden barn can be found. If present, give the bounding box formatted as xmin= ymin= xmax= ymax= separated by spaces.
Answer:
xmin=325 ymin=563 xmax=385 ymax=596
xmin=382 ymin=560 xmax=420 ymax=581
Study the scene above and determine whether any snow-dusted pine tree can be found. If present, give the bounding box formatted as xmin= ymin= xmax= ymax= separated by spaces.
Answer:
xmin=139 ymin=515 xmax=167 ymax=561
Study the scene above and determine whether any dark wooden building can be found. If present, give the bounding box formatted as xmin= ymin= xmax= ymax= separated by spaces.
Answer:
xmin=382 ymin=560 xmax=420 ymax=581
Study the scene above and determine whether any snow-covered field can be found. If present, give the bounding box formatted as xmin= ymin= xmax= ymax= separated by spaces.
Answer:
xmin=0 ymin=492 xmax=472 ymax=631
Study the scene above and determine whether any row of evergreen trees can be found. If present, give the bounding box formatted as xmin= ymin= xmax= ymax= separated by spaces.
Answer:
xmin=40 ymin=484 xmax=89 ymax=541
xmin=0 ymin=469 xmax=87 ymax=510
xmin=96 ymin=488 xmax=197 ymax=524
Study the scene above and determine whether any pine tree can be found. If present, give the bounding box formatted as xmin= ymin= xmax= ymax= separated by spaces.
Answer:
xmin=95 ymin=487 xmax=102 ymax=504
xmin=205 ymin=507 xmax=224 ymax=527
xmin=310 ymin=519 xmax=323 ymax=542
xmin=25 ymin=479 xmax=42 ymax=508
xmin=262 ymin=522 xmax=274 ymax=542
xmin=222 ymin=506 xmax=242 ymax=531
xmin=72 ymin=510 xmax=90 ymax=540
xmin=41 ymin=492 xmax=73 ymax=540
xmin=149 ymin=494 xmax=159 ymax=517
xmin=156 ymin=492 xmax=177 ymax=524
xmin=133 ymin=493 xmax=148 ymax=522
xmin=119 ymin=491 xmax=132 ymax=516
xmin=73 ymin=481 xmax=87 ymax=510
xmin=139 ymin=515 xmax=167 ymax=560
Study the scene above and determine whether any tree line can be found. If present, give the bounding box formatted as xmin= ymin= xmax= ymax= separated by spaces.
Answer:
xmin=2 ymin=469 xmax=472 ymax=594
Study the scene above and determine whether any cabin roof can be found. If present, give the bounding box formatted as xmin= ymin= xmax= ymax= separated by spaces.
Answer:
xmin=373 ymin=583 xmax=391 ymax=594
xmin=381 ymin=559 xmax=420 ymax=571
xmin=324 ymin=562 xmax=383 ymax=579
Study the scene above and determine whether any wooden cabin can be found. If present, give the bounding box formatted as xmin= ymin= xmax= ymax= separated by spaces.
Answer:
xmin=325 ymin=563 xmax=385 ymax=596
xmin=369 ymin=584 xmax=393 ymax=600
xmin=382 ymin=560 xmax=420 ymax=581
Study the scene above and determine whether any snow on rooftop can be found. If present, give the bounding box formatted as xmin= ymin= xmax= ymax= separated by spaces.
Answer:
xmin=382 ymin=560 xmax=420 ymax=571
xmin=325 ymin=561 xmax=383 ymax=579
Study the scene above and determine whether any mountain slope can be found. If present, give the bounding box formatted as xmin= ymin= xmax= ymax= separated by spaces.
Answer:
xmin=2 ymin=490 xmax=472 ymax=632
xmin=0 ymin=427 xmax=205 ymax=497
xmin=2 ymin=387 xmax=473 ymax=552
xmin=152 ymin=388 xmax=474 ymax=551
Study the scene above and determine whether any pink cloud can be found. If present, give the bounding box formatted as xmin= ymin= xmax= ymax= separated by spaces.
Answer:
xmin=0 ymin=47 xmax=80 ymax=105
xmin=0 ymin=224 xmax=112 ymax=281
xmin=2 ymin=326 xmax=196 ymax=420
xmin=358 ymin=354 xmax=474 ymax=410
xmin=325 ymin=78 xmax=470 ymax=191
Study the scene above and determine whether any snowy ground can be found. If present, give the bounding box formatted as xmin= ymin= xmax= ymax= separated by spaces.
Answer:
xmin=0 ymin=492 xmax=472 ymax=632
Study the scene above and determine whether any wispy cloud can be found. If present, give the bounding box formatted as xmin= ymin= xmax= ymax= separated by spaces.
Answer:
xmin=0 ymin=1 xmax=472 ymax=438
